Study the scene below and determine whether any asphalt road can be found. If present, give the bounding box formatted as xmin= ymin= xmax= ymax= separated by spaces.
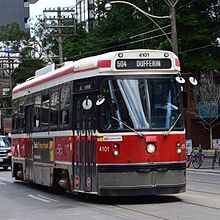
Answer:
xmin=0 ymin=167 xmax=220 ymax=220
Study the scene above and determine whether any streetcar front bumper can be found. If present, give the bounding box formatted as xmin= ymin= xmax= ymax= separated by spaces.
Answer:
xmin=97 ymin=163 xmax=186 ymax=196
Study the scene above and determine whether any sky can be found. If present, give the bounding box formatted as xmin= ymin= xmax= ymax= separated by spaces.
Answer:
xmin=29 ymin=0 xmax=75 ymax=19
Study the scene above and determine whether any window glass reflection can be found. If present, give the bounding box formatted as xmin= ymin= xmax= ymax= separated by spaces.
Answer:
xmin=100 ymin=78 xmax=182 ymax=131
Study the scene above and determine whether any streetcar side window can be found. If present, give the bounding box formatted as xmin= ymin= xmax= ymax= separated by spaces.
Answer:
xmin=12 ymin=98 xmax=24 ymax=133
xmin=60 ymin=86 xmax=70 ymax=127
xmin=18 ymin=99 xmax=25 ymax=132
xmin=33 ymin=95 xmax=41 ymax=130
xmin=50 ymin=89 xmax=59 ymax=128
xmin=42 ymin=92 xmax=50 ymax=129
xmin=12 ymin=99 xmax=19 ymax=133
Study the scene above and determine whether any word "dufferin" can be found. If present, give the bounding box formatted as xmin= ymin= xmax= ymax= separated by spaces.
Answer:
xmin=136 ymin=60 xmax=161 ymax=67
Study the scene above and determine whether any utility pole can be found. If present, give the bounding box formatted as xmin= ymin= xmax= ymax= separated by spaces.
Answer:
xmin=164 ymin=0 xmax=179 ymax=55
xmin=43 ymin=7 xmax=76 ymax=65
xmin=0 ymin=48 xmax=17 ymax=134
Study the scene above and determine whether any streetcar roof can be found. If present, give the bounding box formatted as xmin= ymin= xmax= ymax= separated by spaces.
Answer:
xmin=12 ymin=49 xmax=180 ymax=99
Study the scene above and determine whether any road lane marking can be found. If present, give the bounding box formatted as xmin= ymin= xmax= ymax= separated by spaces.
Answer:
xmin=0 ymin=181 xmax=6 ymax=185
xmin=187 ymin=170 xmax=220 ymax=176
xmin=27 ymin=194 xmax=51 ymax=203
xmin=0 ymin=177 xmax=14 ymax=183
xmin=37 ymin=194 xmax=58 ymax=202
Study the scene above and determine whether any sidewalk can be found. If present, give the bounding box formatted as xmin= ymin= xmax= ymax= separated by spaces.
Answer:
xmin=187 ymin=156 xmax=220 ymax=174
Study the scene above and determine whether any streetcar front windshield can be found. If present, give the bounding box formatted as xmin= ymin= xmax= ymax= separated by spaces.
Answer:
xmin=100 ymin=77 xmax=183 ymax=131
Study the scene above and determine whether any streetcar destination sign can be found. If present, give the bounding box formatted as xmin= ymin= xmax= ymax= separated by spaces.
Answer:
xmin=115 ymin=58 xmax=172 ymax=70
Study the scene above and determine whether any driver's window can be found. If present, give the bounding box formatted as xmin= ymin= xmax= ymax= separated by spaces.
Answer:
xmin=100 ymin=81 xmax=120 ymax=130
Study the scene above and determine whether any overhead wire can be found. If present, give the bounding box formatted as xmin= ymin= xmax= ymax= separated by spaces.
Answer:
xmin=54 ymin=31 xmax=172 ymax=60
xmin=179 ymin=44 xmax=215 ymax=54
xmin=19 ymin=0 xmax=217 ymax=62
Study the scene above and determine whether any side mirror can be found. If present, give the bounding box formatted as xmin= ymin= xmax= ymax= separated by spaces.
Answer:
xmin=96 ymin=96 xmax=105 ymax=106
xmin=189 ymin=76 xmax=198 ymax=85
xmin=175 ymin=76 xmax=185 ymax=84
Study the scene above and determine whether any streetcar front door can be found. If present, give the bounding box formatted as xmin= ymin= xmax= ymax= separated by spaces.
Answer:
xmin=74 ymin=95 xmax=97 ymax=193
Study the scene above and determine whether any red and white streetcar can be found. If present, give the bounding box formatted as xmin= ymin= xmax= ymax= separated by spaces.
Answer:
xmin=11 ymin=49 xmax=186 ymax=196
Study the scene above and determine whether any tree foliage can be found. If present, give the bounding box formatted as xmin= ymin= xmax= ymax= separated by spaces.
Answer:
xmin=61 ymin=0 xmax=220 ymax=73
xmin=0 ymin=23 xmax=46 ymax=86
xmin=177 ymin=0 xmax=220 ymax=72
xmin=1 ymin=0 xmax=219 ymax=85
xmin=0 ymin=23 xmax=29 ymax=41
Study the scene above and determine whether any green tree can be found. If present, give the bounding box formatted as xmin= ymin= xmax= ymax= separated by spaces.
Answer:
xmin=0 ymin=23 xmax=29 ymax=42
xmin=63 ymin=0 xmax=220 ymax=72
xmin=0 ymin=23 xmax=46 ymax=86
xmin=29 ymin=0 xmax=220 ymax=73
xmin=13 ymin=56 xmax=46 ymax=86
xmin=62 ymin=0 xmax=170 ymax=61
xmin=177 ymin=0 xmax=220 ymax=72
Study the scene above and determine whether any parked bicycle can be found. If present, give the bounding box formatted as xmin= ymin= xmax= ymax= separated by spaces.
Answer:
xmin=212 ymin=148 xmax=220 ymax=169
xmin=186 ymin=147 xmax=204 ymax=169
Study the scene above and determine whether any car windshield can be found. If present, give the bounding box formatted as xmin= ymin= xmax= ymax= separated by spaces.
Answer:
xmin=100 ymin=77 xmax=183 ymax=131
xmin=0 ymin=136 xmax=10 ymax=148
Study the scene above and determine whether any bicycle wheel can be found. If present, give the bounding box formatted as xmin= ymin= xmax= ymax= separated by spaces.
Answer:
xmin=192 ymin=154 xmax=203 ymax=169
xmin=186 ymin=155 xmax=191 ymax=168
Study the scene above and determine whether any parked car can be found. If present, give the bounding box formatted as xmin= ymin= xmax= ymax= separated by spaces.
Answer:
xmin=0 ymin=135 xmax=11 ymax=170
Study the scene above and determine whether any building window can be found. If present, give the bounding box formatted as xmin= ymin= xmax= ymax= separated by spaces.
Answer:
xmin=2 ymin=88 xmax=10 ymax=96
xmin=24 ymin=18 xmax=30 ymax=28
xmin=24 ymin=0 xmax=29 ymax=7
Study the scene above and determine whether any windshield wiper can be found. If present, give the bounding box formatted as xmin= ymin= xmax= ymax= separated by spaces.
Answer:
xmin=162 ymin=113 xmax=182 ymax=137
xmin=111 ymin=116 xmax=144 ymax=138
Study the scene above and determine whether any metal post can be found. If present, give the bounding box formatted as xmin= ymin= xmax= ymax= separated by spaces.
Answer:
xmin=57 ymin=7 xmax=63 ymax=64
xmin=164 ymin=0 xmax=179 ymax=55
xmin=170 ymin=1 xmax=178 ymax=55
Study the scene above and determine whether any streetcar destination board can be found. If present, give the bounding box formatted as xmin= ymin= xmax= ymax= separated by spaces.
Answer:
xmin=115 ymin=58 xmax=172 ymax=70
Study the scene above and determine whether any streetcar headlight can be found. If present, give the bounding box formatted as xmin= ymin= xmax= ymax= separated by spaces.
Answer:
xmin=176 ymin=142 xmax=181 ymax=147
xmin=146 ymin=143 xmax=156 ymax=154
xmin=113 ymin=150 xmax=119 ymax=156
xmin=113 ymin=144 xmax=119 ymax=149
xmin=112 ymin=143 xmax=120 ymax=156
xmin=177 ymin=148 xmax=182 ymax=154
